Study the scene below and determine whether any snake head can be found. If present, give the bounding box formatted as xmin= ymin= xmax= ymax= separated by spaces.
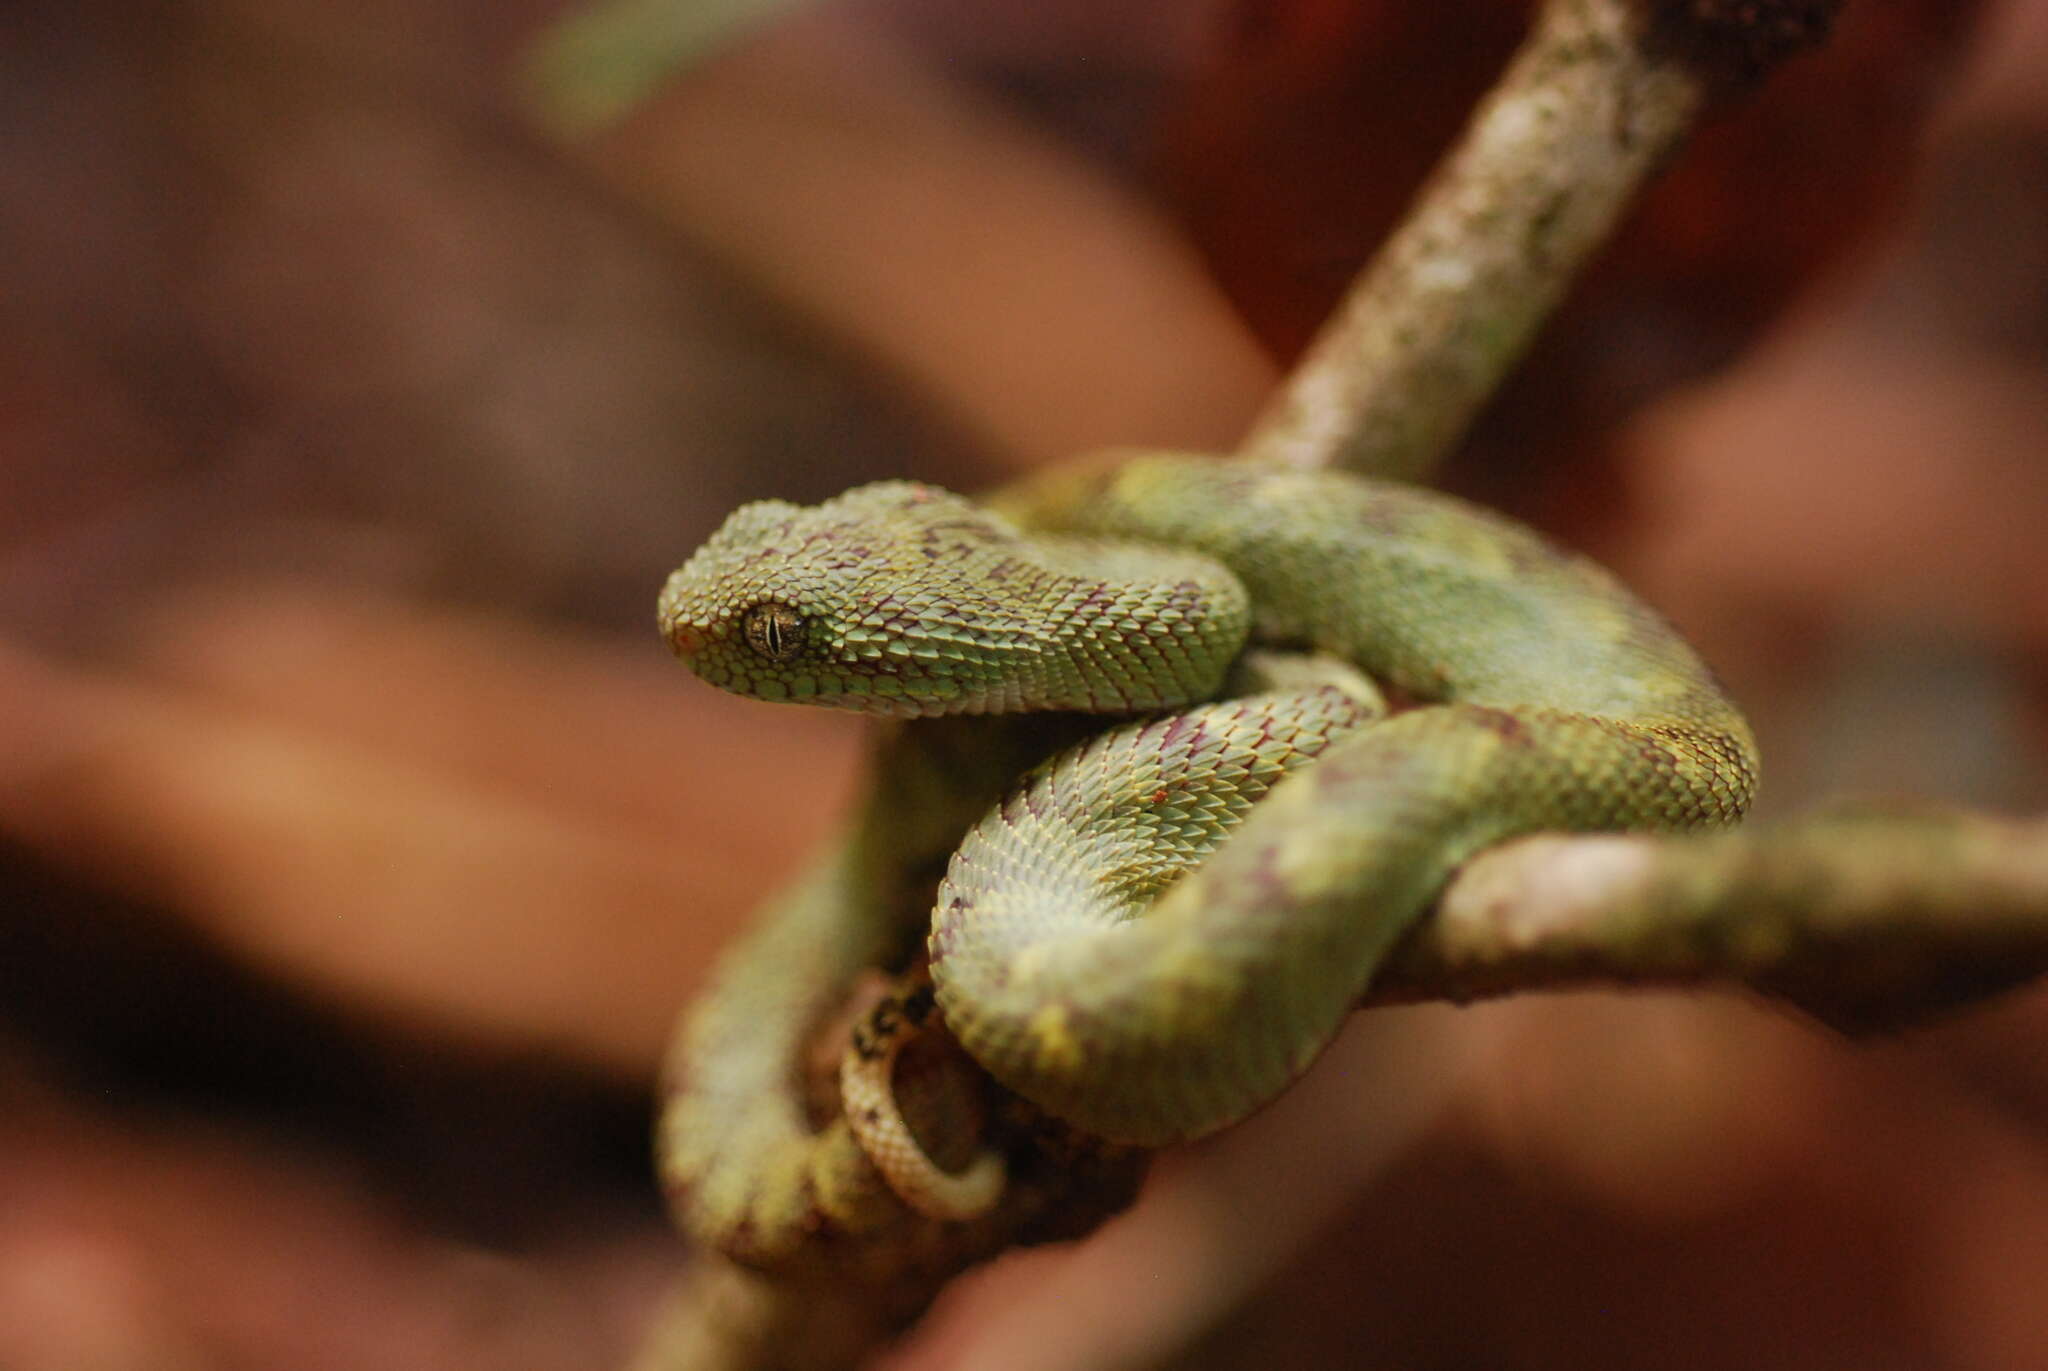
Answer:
xmin=657 ymin=481 xmax=1050 ymax=716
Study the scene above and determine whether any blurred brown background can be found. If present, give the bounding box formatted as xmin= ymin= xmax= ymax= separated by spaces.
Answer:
xmin=4 ymin=1 xmax=2048 ymax=1367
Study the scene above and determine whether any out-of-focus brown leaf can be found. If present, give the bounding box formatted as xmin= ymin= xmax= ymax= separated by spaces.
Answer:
xmin=0 ymin=585 xmax=863 ymax=1075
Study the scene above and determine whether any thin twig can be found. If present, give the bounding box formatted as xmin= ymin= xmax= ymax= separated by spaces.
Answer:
xmin=1239 ymin=0 xmax=1835 ymax=481
xmin=1371 ymin=809 xmax=2048 ymax=1029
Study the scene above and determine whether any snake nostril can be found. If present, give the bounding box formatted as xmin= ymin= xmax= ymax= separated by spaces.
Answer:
xmin=668 ymin=624 xmax=705 ymax=656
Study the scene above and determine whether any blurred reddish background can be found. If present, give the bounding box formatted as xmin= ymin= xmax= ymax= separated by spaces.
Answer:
xmin=3 ymin=1 xmax=2048 ymax=1368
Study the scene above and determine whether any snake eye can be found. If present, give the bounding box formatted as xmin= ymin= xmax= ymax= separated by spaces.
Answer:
xmin=740 ymin=602 xmax=805 ymax=662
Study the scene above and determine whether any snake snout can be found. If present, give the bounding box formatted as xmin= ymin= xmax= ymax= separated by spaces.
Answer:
xmin=665 ymin=621 xmax=706 ymax=658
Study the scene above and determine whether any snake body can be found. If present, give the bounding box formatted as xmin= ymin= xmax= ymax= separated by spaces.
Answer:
xmin=657 ymin=451 xmax=1757 ymax=1212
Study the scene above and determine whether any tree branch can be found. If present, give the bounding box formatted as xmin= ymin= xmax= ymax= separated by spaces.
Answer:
xmin=1372 ymin=808 xmax=2048 ymax=1032
xmin=1239 ymin=0 xmax=1837 ymax=481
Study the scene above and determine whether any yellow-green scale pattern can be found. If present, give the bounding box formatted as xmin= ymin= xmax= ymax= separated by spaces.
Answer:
xmin=659 ymin=480 xmax=1248 ymax=716
xmin=658 ymin=451 xmax=1757 ymax=1153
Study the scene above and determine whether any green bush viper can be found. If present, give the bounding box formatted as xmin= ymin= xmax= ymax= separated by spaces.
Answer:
xmin=654 ymin=450 xmax=1757 ymax=1258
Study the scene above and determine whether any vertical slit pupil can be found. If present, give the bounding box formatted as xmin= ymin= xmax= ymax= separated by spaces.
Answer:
xmin=745 ymin=603 xmax=803 ymax=661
